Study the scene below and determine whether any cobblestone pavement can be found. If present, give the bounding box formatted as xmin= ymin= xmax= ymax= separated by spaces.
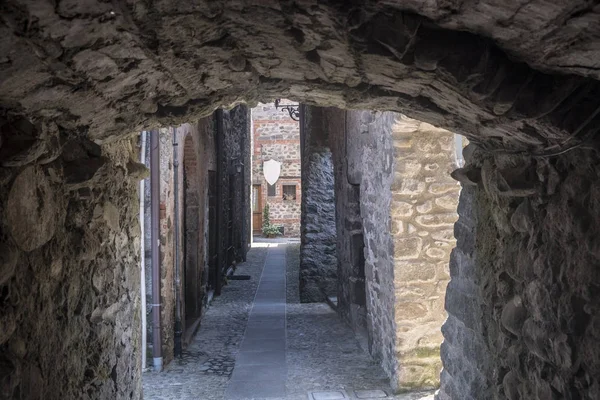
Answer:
xmin=143 ymin=240 xmax=436 ymax=400
xmin=142 ymin=243 xmax=268 ymax=400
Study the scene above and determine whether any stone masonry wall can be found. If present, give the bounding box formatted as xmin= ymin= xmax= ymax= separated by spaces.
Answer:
xmin=439 ymin=146 xmax=600 ymax=400
xmin=222 ymin=106 xmax=251 ymax=263
xmin=0 ymin=118 xmax=144 ymax=399
xmin=142 ymin=119 xmax=217 ymax=367
xmin=329 ymin=109 xmax=370 ymax=329
xmin=390 ymin=116 xmax=460 ymax=391
xmin=299 ymin=106 xmax=337 ymax=303
xmin=330 ymin=110 xmax=459 ymax=393
xmin=252 ymin=102 xmax=301 ymax=237
xmin=348 ymin=111 xmax=397 ymax=385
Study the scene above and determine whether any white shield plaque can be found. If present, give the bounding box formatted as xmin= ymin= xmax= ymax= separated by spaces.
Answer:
xmin=263 ymin=159 xmax=281 ymax=185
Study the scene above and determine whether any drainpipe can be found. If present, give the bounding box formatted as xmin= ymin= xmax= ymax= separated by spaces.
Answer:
xmin=215 ymin=110 xmax=224 ymax=296
xmin=150 ymin=129 xmax=163 ymax=372
xmin=172 ymin=129 xmax=183 ymax=358
xmin=139 ymin=131 xmax=148 ymax=370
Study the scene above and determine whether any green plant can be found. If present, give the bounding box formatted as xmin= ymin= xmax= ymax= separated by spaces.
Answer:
xmin=262 ymin=224 xmax=281 ymax=237
xmin=261 ymin=204 xmax=281 ymax=237
xmin=263 ymin=203 xmax=271 ymax=226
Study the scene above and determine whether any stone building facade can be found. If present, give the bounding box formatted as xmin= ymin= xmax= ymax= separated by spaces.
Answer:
xmin=142 ymin=106 xmax=251 ymax=369
xmin=302 ymin=107 xmax=460 ymax=392
xmin=252 ymin=101 xmax=301 ymax=237
xmin=2 ymin=3 xmax=600 ymax=399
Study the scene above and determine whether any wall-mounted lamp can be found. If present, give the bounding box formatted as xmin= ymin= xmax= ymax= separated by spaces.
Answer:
xmin=274 ymin=99 xmax=300 ymax=121
xmin=235 ymin=161 xmax=244 ymax=174
xmin=230 ymin=157 xmax=244 ymax=174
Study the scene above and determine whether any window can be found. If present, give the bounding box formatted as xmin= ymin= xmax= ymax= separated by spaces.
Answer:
xmin=267 ymin=183 xmax=276 ymax=197
xmin=283 ymin=185 xmax=296 ymax=201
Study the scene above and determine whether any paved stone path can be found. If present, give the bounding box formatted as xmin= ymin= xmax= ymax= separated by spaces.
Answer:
xmin=143 ymin=241 xmax=435 ymax=400
xmin=226 ymin=245 xmax=288 ymax=398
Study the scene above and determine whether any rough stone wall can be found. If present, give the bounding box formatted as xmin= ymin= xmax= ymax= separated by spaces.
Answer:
xmin=439 ymin=146 xmax=600 ymax=400
xmin=328 ymin=109 xmax=370 ymax=329
xmin=2 ymin=0 xmax=599 ymax=156
xmin=329 ymin=109 xmax=459 ymax=393
xmin=142 ymin=119 xmax=216 ymax=366
xmin=158 ymin=128 xmax=176 ymax=365
xmin=252 ymin=101 xmax=301 ymax=237
xmin=0 ymin=118 xmax=143 ymax=399
xmin=299 ymin=106 xmax=336 ymax=302
xmin=221 ymin=105 xmax=251 ymax=265
xmin=389 ymin=116 xmax=460 ymax=391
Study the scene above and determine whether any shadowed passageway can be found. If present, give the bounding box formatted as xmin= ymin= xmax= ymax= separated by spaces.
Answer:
xmin=143 ymin=241 xmax=435 ymax=400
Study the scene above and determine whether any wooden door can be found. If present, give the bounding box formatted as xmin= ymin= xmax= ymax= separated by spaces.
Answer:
xmin=252 ymin=185 xmax=262 ymax=233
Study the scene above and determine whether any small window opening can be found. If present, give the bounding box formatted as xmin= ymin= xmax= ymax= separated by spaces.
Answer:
xmin=283 ymin=185 xmax=296 ymax=201
xmin=268 ymin=183 xmax=276 ymax=197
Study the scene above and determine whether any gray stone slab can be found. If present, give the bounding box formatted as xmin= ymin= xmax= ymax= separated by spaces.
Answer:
xmin=245 ymin=319 xmax=285 ymax=329
xmin=354 ymin=389 xmax=388 ymax=398
xmin=308 ymin=391 xmax=349 ymax=400
xmin=226 ymin=380 xmax=286 ymax=399
xmin=240 ymin=337 xmax=286 ymax=352
xmin=251 ymin=305 xmax=286 ymax=315
xmin=231 ymin=364 xmax=287 ymax=381
xmin=235 ymin=350 xmax=286 ymax=366
xmin=244 ymin=327 xmax=285 ymax=339
xmin=255 ymin=290 xmax=285 ymax=296
xmin=246 ymin=319 xmax=285 ymax=329
xmin=254 ymin=297 xmax=286 ymax=304
xmin=247 ymin=315 xmax=285 ymax=322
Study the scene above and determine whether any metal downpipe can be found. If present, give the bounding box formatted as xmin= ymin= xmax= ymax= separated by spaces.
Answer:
xmin=139 ymin=131 xmax=148 ymax=370
xmin=150 ymin=130 xmax=163 ymax=372
xmin=172 ymin=129 xmax=183 ymax=358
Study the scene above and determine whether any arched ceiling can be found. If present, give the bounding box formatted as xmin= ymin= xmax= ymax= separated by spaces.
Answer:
xmin=0 ymin=0 xmax=599 ymax=153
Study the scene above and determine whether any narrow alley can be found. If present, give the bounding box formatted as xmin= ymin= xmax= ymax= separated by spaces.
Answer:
xmin=143 ymin=241 xmax=435 ymax=400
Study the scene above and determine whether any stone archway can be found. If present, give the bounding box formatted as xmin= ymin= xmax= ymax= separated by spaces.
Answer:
xmin=1 ymin=2 xmax=600 ymax=399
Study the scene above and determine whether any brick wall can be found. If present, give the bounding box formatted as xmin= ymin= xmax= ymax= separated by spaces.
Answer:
xmin=252 ymin=101 xmax=301 ymax=237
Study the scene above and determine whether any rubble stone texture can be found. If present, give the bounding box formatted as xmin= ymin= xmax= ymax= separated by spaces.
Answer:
xmin=220 ymin=105 xmax=252 ymax=265
xmin=299 ymin=106 xmax=337 ymax=302
xmin=1 ymin=1 xmax=600 ymax=399
xmin=1 ymin=1 xmax=599 ymax=150
xmin=327 ymin=110 xmax=459 ymax=392
xmin=252 ymin=101 xmax=302 ymax=237
xmin=439 ymin=146 xmax=600 ymax=400
xmin=390 ymin=116 xmax=460 ymax=391
xmin=329 ymin=108 xmax=370 ymax=334
xmin=0 ymin=130 xmax=142 ymax=399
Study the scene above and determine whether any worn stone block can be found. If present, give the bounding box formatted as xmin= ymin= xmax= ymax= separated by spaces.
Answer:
xmin=394 ymin=237 xmax=423 ymax=260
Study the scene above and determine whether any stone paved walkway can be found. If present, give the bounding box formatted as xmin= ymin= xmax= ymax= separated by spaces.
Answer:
xmin=143 ymin=241 xmax=435 ymax=400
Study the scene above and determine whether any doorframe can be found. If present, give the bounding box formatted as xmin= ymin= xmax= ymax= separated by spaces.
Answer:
xmin=252 ymin=184 xmax=263 ymax=233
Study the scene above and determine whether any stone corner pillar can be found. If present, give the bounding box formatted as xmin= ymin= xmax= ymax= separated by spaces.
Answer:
xmin=390 ymin=116 xmax=460 ymax=392
xmin=299 ymin=105 xmax=337 ymax=302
